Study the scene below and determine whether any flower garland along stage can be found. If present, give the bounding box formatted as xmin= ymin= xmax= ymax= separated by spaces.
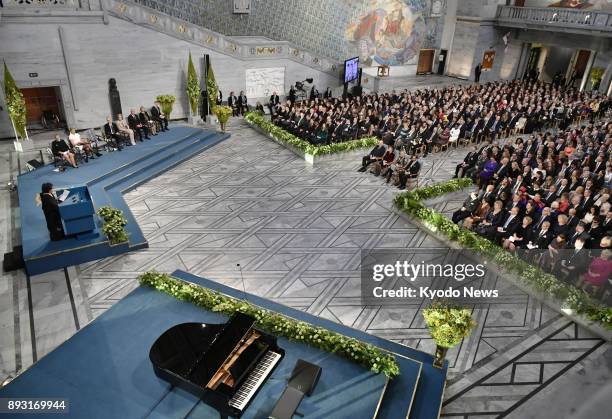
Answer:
xmin=139 ymin=271 xmax=400 ymax=378
xmin=394 ymin=178 xmax=612 ymax=331
xmin=245 ymin=111 xmax=378 ymax=163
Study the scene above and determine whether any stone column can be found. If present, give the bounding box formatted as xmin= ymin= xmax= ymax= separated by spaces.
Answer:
xmin=579 ymin=51 xmax=596 ymax=92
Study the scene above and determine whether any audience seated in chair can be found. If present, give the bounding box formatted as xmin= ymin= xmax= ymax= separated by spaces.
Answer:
xmin=51 ymin=134 xmax=77 ymax=168
xmin=151 ymin=101 xmax=169 ymax=132
xmin=68 ymin=128 xmax=101 ymax=161
xmin=103 ymin=116 xmax=125 ymax=151
xmin=128 ymin=108 xmax=150 ymax=141
xmin=116 ymin=114 xmax=136 ymax=145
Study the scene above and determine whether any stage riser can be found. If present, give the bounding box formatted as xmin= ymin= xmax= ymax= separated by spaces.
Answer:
xmin=19 ymin=127 xmax=229 ymax=276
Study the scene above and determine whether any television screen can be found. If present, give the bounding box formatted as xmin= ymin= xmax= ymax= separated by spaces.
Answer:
xmin=344 ymin=57 xmax=359 ymax=84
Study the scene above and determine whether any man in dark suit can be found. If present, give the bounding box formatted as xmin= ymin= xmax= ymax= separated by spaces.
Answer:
xmin=151 ymin=101 xmax=169 ymax=131
xmin=40 ymin=182 xmax=65 ymax=241
xmin=359 ymin=139 xmax=386 ymax=172
xmin=568 ymin=222 xmax=590 ymax=248
xmin=454 ymin=146 xmax=478 ymax=178
xmin=128 ymin=109 xmax=149 ymax=141
xmin=494 ymin=206 xmax=521 ymax=243
xmin=452 ymin=191 xmax=480 ymax=224
xmin=228 ymin=91 xmax=239 ymax=116
xmin=555 ymin=237 xmax=589 ymax=283
xmin=535 ymin=220 xmax=554 ymax=249
xmin=237 ymin=90 xmax=248 ymax=115
xmin=268 ymin=91 xmax=280 ymax=115
xmin=103 ymin=116 xmax=123 ymax=150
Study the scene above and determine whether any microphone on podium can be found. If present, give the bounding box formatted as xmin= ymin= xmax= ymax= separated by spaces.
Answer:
xmin=237 ymin=263 xmax=248 ymax=302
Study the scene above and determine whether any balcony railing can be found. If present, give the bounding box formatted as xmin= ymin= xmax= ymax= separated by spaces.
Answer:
xmin=496 ymin=5 xmax=612 ymax=33
xmin=0 ymin=0 xmax=101 ymax=10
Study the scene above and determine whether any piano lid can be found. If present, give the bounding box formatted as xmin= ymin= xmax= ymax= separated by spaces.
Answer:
xmin=149 ymin=322 xmax=223 ymax=379
xmin=188 ymin=312 xmax=256 ymax=387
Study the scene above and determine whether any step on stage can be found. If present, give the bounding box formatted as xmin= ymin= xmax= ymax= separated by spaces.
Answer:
xmin=17 ymin=127 xmax=229 ymax=276
xmin=0 ymin=270 xmax=447 ymax=419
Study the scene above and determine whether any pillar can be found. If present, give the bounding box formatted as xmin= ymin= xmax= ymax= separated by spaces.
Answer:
xmin=579 ymin=51 xmax=596 ymax=92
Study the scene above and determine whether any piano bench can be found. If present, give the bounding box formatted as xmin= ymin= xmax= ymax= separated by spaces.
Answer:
xmin=268 ymin=386 xmax=304 ymax=419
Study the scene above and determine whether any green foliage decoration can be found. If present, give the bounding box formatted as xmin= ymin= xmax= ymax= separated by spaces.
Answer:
xmin=394 ymin=179 xmax=612 ymax=329
xmin=186 ymin=52 xmax=200 ymax=114
xmin=139 ymin=270 xmax=400 ymax=378
xmin=212 ymin=105 xmax=233 ymax=130
xmin=97 ymin=206 xmax=128 ymax=245
xmin=3 ymin=62 xmax=27 ymax=141
xmin=245 ymin=111 xmax=378 ymax=156
xmin=206 ymin=61 xmax=218 ymax=108
xmin=155 ymin=94 xmax=176 ymax=119
xmin=423 ymin=303 xmax=477 ymax=348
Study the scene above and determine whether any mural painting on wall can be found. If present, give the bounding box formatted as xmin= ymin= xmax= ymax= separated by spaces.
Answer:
xmin=543 ymin=0 xmax=612 ymax=9
xmin=344 ymin=0 xmax=427 ymax=66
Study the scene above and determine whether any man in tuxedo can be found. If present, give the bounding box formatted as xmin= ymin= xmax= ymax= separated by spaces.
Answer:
xmin=227 ymin=91 xmax=239 ymax=116
xmin=103 ymin=116 xmax=123 ymax=150
xmin=151 ymin=101 xmax=169 ymax=131
xmin=237 ymin=90 xmax=248 ymax=115
xmin=492 ymin=157 xmax=510 ymax=182
xmin=543 ymin=185 xmax=558 ymax=206
xmin=139 ymin=106 xmax=157 ymax=136
xmin=452 ymin=191 xmax=480 ymax=224
xmin=535 ymin=220 xmax=554 ymax=249
xmin=568 ymin=222 xmax=590 ymax=248
xmin=40 ymin=182 xmax=65 ymax=241
xmin=454 ymin=146 xmax=478 ymax=178
xmin=268 ymin=91 xmax=280 ymax=115
xmin=128 ymin=109 xmax=150 ymax=141
xmin=359 ymin=139 xmax=386 ymax=172
xmin=494 ymin=206 xmax=521 ymax=243
xmin=555 ymin=237 xmax=589 ymax=283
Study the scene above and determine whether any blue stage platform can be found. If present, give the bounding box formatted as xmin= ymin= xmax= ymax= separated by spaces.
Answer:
xmin=17 ymin=127 xmax=229 ymax=276
xmin=0 ymin=270 xmax=447 ymax=419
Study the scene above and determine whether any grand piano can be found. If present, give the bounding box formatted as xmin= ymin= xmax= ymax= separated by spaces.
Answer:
xmin=149 ymin=312 xmax=285 ymax=418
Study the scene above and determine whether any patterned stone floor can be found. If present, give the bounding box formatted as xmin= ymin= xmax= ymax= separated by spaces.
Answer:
xmin=1 ymin=117 xmax=610 ymax=418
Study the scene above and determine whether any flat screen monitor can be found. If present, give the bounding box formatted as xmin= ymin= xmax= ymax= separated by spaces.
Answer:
xmin=344 ymin=57 xmax=359 ymax=84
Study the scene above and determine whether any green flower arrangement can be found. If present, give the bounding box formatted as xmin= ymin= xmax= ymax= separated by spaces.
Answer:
xmin=3 ymin=62 xmax=27 ymax=141
xmin=155 ymin=94 xmax=176 ymax=119
xmin=245 ymin=111 xmax=378 ymax=156
xmin=213 ymin=105 xmax=233 ymax=131
xmin=206 ymin=61 xmax=218 ymax=108
xmin=423 ymin=303 xmax=476 ymax=348
xmin=139 ymin=271 xmax=400 ymax=378
xmin=97 ymin=206 xmax=128 ymax=245
xmin=186 ymin=52 xmax=200 ymax=115
xmin=394 ymin=179 xmax=612 ymax=329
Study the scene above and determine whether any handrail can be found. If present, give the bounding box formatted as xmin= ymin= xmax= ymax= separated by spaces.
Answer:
xmin=496 ymin=5 xmax=612 ymax=31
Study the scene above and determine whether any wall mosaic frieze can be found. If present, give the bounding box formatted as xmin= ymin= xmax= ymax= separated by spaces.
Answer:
xmin=100 ymin=0 xmax=339 ymax=75
xmin=130 ymin=0 xmax=446 ymax=66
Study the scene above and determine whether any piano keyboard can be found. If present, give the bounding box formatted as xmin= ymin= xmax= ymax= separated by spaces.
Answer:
xmin=229 ymin=351 xmax=282 ymax=411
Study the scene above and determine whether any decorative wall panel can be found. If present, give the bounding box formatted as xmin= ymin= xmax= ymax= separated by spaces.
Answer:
xmin=245 ymin=67 xmax=285 ymax=98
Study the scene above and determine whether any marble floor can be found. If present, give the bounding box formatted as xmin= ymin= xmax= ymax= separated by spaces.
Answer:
xmin=0 ymin=117 xmax=610 ymax=418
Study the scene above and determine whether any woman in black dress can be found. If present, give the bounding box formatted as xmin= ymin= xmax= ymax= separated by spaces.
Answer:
xmin=40 ymin=182 xmax=65 ymax=241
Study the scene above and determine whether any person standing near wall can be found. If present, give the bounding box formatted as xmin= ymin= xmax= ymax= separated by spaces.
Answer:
xmin=475 ymin=63 xmax=482 ymax=83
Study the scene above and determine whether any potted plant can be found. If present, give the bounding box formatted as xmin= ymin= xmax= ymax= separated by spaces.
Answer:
xmin=155 ymin=94 xmax=176 ymax=120
xmin=213 ymin=105 xmax=232 ymax=131
xmin=97 ymin=206 xmax=128 ymax=245
xmin=186 ymin=52 xmax=200 ymax=122
xmin=423 ymin=303 xmax=476 ymax=368
xmin=4 ymin=62 xmax=30 ymax=151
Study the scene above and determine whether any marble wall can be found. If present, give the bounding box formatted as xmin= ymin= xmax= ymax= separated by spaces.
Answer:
xmin=0 ymin=15 xmax=338 ymax=137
